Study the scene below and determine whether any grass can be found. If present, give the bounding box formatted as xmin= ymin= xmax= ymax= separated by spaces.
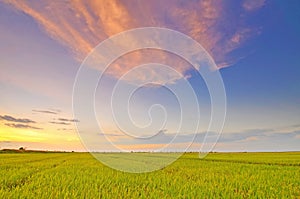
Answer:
xmin=0 ymin=152 xmax=299 ymax=198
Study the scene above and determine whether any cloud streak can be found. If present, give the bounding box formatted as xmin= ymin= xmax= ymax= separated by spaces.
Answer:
xmin=106 ymin=125 xmax=300 ymax=150
xmin=57 ymin=118 xmax=79 ymax=123
xmin=0 ymin=115 xmax=36 ymax=124
xmin=5 ymin=123 xmax=42 ymax=130
xmin=49 ymin=121 xmax=71 ymax=126
xmin=57 ymin=128 xmax=74 ymax=131
xmin=49 ymin=118 xmax=79 ymax=126
xmin=32 ymin=109 xmax=58 ymax=115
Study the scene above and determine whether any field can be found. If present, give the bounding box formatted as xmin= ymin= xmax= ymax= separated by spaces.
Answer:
xmin=0 ymin=152 xmax=299 ymax=198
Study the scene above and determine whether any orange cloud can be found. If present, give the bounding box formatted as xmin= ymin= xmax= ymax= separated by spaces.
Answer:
xmin=4 ymin=0 xmax=264 ymax=82
xmin=106 ymin=49 xmax=191 ymax=84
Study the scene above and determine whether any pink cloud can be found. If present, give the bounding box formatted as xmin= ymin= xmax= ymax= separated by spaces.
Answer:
xmin=4 ymin=0 xmax=265 ymax=82
xmin=243 ymin=0 xmax=266 ymax=11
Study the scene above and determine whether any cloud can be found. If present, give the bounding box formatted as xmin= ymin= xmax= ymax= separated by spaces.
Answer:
xmin=49 ymin=121 xmax=71 ymax=125
xmin=48 ymin=108 xmax=61 ymax=113
xmin=57 ymin=128 xmax=74 ymax=131
xmin=243 ymin=0 xmax=265 ymax=11
xmin=0 ymin=114 xmax=35 ymax=124
xmin=57 ymin=118 xmax=80 ymax=123
xmin=32 ymin=109 xmax=58 ymax=115
xmin=217 ymin=129 xmax=270 ymax=143
xmin=49 ymin=118 xmax=79 ymax=126
xmin=5 ymin=123 xmax=42 ymax=130
xmin=4 ymin=0 xmax=265 ymax=83
xmin=108 ymin=125 xmax=300 ymax=150
xmin=0 ymin=114 xmax=42 ymax=130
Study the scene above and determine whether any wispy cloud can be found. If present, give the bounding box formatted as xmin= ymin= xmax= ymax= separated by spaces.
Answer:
xmin=32 ymin=109 xmax=59 ymax=115
xmin=105 ymin=125 xmax=300 ymax=150
xmin=243 ymin=0 xmax=265 ymax=11
xmin=48 ymin=108 xmax=61 ymax=113
xmin=0 ymin=114 xmax=36 ymax=124
xmin=4 ymin=0 xmax=265 ymax=83
xmin=49 ymin=118 xmax=79 ymax=126
xmin=57 ymin=118 xmax=79 ymax=123
xmin=49 ymin=121 xmax=71 ymax=126
xmin=5 ymin=123 xmax=42 ymax=130
xmin=57 ymin=128 xmax=74 ymax=131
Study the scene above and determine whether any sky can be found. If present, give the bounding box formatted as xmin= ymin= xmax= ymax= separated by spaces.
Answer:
xmin=0 ymin=0 xmax=299 ymax=152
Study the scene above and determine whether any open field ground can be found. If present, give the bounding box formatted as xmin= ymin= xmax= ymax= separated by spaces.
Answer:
xmin=0 ymin=152 xmax=299 ymax=198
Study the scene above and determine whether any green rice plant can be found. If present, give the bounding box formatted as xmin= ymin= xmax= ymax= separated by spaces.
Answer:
xmin=0 ymin=152 xmax=299 ymax=198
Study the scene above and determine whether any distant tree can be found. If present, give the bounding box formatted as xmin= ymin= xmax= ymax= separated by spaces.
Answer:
xmin=19 ymin=147 xmax=25 ymax=151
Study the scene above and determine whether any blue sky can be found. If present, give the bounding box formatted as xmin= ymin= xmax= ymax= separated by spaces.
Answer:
xmin=0 ymin=0 xmax=299 ymax=152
